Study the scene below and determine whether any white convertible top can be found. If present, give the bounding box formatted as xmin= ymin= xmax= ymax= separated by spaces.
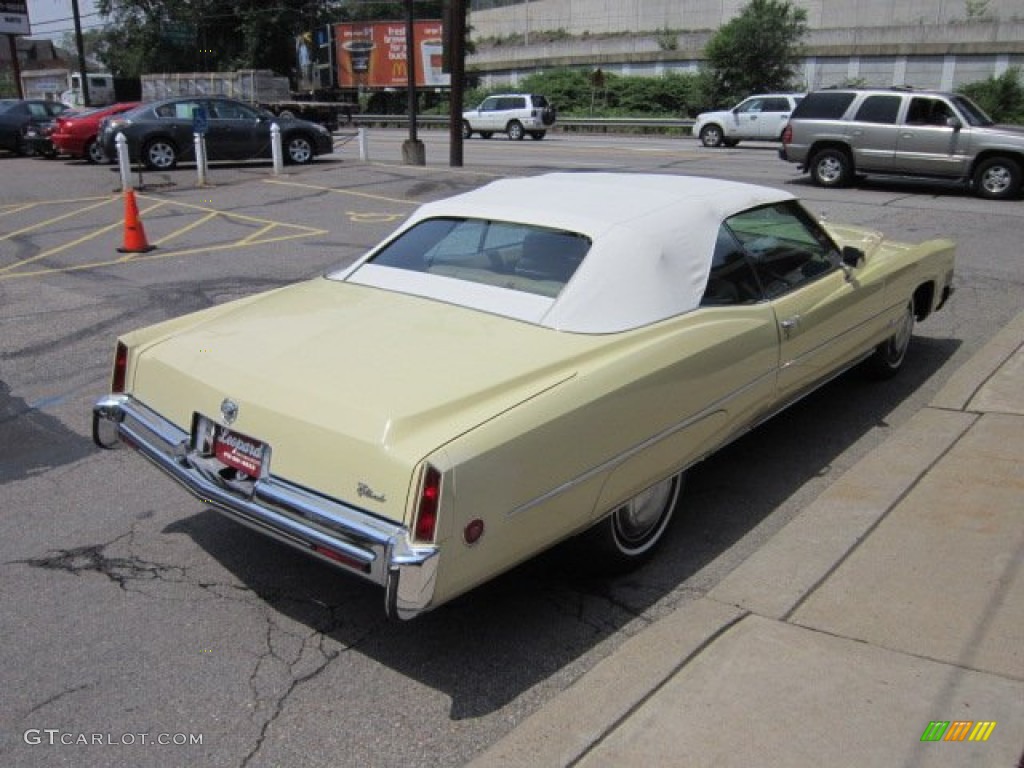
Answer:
xmin=339 ymin=173 xmax=794 ymax=334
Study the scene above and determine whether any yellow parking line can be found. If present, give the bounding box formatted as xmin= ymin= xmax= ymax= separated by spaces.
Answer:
xmin=238 ymin=223 xmax=277 ymax=245
xmin=1 ymin=221 xmax=124 ymax=273
xmin=0 ymin=198 xmax=118 ymax=241
xmin=149 ymin=211 xmax=219 ymax=248
xmin=0 ymin=203 xmax=38 ymax=217
xmin=0 ymin=233 xmax=330 ymax=281
xmin=264 ymin=179 xmax=418 ymax=205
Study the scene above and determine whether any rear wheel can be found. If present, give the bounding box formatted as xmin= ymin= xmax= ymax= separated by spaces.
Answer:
xmin=142 ymin=138 xmax=178 ymax=170
xmin=506 ymin=121 xmax=525 ymax=141
xmin=809 ymin=148 xmax=852 ymax=188
xmin=972 ymin=157 xmax=1021 ymax=200
xmin=85 ymin=138 xmax=106 ymax=164
xmin=581 ymin=472 xmax=684 ymax=572
xmin=865 ymin=301 xmax=914 ymax=379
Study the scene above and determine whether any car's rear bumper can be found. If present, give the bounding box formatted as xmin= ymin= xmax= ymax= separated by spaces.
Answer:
xmin=92 ymin=394 xmax=438 ymax=619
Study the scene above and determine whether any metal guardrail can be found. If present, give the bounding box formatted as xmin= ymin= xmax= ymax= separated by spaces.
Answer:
xmin=349 ymin=114 xmax=695 ymax=136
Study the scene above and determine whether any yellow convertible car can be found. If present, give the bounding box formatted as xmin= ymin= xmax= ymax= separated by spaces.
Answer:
xmin=93 ymin=174 xmax=955 ymax=619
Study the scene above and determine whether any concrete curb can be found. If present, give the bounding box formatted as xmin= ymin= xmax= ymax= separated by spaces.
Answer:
xmin=469 ymin=311 xmax=1024 ymax=767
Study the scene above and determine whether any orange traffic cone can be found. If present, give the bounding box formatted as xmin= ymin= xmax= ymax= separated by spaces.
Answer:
xmin=116 ymin=189 xmax=155 ymax=254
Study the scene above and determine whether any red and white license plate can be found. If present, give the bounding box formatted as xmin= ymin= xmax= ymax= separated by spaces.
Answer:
xmin=212 ymin=426 xmax=266 ymax=478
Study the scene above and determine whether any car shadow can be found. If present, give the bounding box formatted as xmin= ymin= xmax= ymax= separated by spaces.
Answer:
xmin=786 ymin=174 xmax=972 ymax=198
xmin=166 ymin=334 xmax=959 ymax=720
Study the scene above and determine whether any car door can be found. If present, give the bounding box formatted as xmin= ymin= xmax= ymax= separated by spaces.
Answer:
xmin=756 ymin=97 xmax=795 ymax=140
xmin=893 ymin=96 xmax=971 ymax=178
xmin=725 ymin=201 xmax=886 ymax=402
xmin=151 ymin=99 xmax=202 ymax=159
xmin=731 ymin=97 xmax=765 ymax=139
xmin=845 ymin=94 xmax=902 ymax=173
xmin=204 ymin=99 xmax=263 ymax=160
xmin=475 ymin=96 xmax=501 ymax=132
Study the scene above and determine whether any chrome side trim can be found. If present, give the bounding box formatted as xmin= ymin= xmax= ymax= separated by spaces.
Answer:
xmin=507 ymin=368 xmax=777 ymax=518
xmin=92 ymin=395 xmax=438 ymax=619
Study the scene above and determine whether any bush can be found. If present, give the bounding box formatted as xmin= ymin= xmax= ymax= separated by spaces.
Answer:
xmin=469 ymin=68 xmax=702 ymax=117
xmin=957 ymin=68 xmax=1024 ymax=124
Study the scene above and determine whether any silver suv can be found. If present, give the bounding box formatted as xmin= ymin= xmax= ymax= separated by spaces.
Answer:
xmin=780 ymin=87 xmax=1024 ymax=199
xmin=462 ymin=94 xmax=556 ymax=141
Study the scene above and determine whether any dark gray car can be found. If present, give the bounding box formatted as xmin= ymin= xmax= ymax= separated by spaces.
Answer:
xmin=0 ymin=99 xmax=72 ymax=155
xmin=99 ymin=96 xmax=334 ymax=170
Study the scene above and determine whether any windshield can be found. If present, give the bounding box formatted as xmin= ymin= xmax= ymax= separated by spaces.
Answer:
xmin=351 ymin=217 xmax=591 ymax=299
xmin=951 ymin=94 xmax=994 ymax=127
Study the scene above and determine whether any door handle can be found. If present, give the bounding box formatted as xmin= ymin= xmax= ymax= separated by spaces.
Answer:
xmin=780 ymin=315 xmax=801 ymax=338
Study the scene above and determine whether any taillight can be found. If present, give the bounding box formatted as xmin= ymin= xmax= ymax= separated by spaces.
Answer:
xmin=413 ymin=465 xmax=442 ymax=543
xmin=781 ymin=124 xmax=792 ymax=145
xmin=111 ymin=341 xmax=128 ymax=393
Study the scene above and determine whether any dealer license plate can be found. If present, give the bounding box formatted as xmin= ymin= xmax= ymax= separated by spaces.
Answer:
xmin=212 ymin=425 xmax=266 ymax=478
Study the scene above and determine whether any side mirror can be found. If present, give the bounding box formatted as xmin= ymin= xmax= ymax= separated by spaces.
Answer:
xmin=946 ymin=116 xmax=962 ymax=130
xmin=841 ymin=246 xmax=865 ymax=269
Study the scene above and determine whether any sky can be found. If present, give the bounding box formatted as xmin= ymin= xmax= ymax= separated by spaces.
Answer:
xmin=26 ymin=0 xmax=104 ymax=42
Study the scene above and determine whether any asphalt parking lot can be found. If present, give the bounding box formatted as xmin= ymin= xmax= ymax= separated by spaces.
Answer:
xmin=2 ymin=134 xmax=1023 ymax=768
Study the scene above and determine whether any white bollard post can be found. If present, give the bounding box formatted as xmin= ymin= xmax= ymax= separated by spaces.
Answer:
xmin=270 ymin=122 xmax=283 ymax=175
xmin=194 ymin=132 xmax=208 ymax=186
xmin=358 ymin=127 xmax=368 ymax=162
xmin=115 ymin=132 xmax=133 ymax=192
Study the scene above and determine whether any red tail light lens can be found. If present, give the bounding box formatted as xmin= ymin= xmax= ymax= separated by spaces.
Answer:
xmin=781 ymin=124 xmax=792 ymax=145
xmin=112 ymin=342 xmax=128 ymax=393
xmin=413 ymin=465 xmax=442 ymax=543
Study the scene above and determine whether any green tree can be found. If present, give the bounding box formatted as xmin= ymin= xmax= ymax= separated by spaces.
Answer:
xmin=701 ymin=0 xmax=807 ymax=108
xmin=92 ymin=1 xmax=445 ymax=77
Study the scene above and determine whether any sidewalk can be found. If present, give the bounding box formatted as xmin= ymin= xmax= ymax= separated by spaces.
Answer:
xmin=470 ymin=312 xmax=1024 ymax=768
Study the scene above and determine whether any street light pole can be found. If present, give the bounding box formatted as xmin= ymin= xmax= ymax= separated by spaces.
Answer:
xmin=71 ymin=0 xmax=90 ymax=106
xmin=402 ymin=0 xmax=425 ymax=164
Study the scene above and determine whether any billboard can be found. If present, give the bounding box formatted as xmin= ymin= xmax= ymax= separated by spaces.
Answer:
xmin=334 ymin=20 xmax=447 ymax=89
xmin=1 ymin=0 xmax=30 ymax=35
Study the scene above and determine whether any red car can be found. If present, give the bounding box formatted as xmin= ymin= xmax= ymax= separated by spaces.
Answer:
xmin=51 ymin=102 xmax=140 ymax=163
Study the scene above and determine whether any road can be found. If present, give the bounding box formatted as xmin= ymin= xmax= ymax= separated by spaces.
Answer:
xmin=1 ymin=131 xmax=1022 ymax=768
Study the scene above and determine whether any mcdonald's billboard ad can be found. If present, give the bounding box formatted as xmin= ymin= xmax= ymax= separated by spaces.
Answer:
xmin=334 ymin=20 xmax=448 ymax=89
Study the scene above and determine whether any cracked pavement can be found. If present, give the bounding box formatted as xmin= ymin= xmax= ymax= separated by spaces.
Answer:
xmin=2 ymin=143 xmax=1023 ymax=767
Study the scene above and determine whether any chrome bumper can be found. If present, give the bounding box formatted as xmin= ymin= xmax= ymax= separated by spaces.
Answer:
xmin=92 ymin=395 xmax=438 ymax=620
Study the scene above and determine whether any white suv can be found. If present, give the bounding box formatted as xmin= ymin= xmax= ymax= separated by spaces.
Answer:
xmin=462 ymin=94 xmax=556 ymax=141
xmin=694 ymin=93 xmax=804 ymax=147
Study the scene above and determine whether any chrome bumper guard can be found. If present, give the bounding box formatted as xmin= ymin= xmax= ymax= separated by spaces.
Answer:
xmin=93 ymin=395 xmax=438 ymax=620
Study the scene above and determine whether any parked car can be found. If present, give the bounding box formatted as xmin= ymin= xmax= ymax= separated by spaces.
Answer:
xmin=92 ymin=173 xmax=955 ymax=620
xmin=0 ymin=99 xmax=72 ymax=156
xmin=51 ymin=102 xmax=141 ymax=163
xmin=780 ymin=86 xmax=1024 ymax=199
xmin=694 ymin=93 xmax=804 ymax=147
xmin=99 ymin=96 xmax=334 ymax=170
xmin=462 ymin=93 xmax=556 ymax=140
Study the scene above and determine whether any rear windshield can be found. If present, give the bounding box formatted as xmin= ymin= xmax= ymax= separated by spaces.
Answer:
xmin=359 ymin=218 xmax=591 ymax=298
xmin=792 ymin=92 xmax=856 ymax=119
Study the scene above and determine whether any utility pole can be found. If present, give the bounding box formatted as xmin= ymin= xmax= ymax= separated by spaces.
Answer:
xmin=402 ymin=0 xmax=425 ymax=164
xmin=446 ymin=0 xmax=466 ymax=167
xmin=71 ymin=0 xmax=90 ymax=105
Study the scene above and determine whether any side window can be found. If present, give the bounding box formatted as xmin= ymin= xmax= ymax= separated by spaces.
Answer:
xmin=736 ymin=99 xmax=762 ymax=114
xmin=701 ymin=227 xmax=763 ymax=307
xmin=480 ymin=97 xmax=498 ymax=112
xmin=725 ymin=202 xmax=839 ymax=299
xmin=906 ymin=97 xmax=954 ymax=126
xmin=791 ymin=92 xmax=856 ymax=119
xmin=854 ymin=95 xmax=901 ymax=124
xmin=763 ymin=98 xmax=791 ymax=112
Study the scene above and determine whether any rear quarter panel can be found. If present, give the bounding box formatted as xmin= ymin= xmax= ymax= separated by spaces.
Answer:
xmin=427 ymin=306 xmax=780 ymax=605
